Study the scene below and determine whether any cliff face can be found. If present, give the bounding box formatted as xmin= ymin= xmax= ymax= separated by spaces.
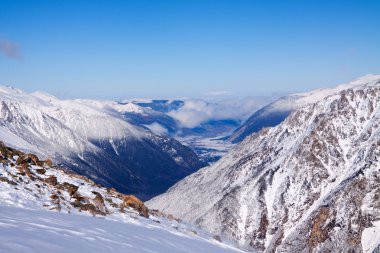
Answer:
xmin=148 ymin=76 xmax=380 ymax=252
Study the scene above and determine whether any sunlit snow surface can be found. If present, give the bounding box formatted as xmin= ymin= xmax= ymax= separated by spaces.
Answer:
xmin=0 ymin=206 xmax=243 ymax=253
xmin=0 ymin=157 xmax=242 ymax=253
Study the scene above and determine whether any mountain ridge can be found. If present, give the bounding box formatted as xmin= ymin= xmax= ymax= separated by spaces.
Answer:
xmin=228 ymin=74 xmax=380 ymax=143
xmin=148 ymin=75 xmax=380 ymax=252
xmin=0 ymin=86 xmax=205 ymax=200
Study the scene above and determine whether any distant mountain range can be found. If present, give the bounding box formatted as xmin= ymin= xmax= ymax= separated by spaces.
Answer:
xmin=148 ymin=75 xmax=380 ymax=252
xmin=118 ymin=98 xmax=266 ymax=162
xmin=0 ymin=87 xmax=206 ymax=200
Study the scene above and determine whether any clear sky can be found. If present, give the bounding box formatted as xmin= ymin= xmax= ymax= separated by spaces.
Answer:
xmin=0 ymin=0 xmax=379 ymax=99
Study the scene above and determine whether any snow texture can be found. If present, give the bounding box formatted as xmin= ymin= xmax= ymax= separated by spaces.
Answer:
xmin=0 ymin=149 xmax=242 ymax=253
xmin=0 ymin=206 xmax=242 ymax=253
xmin=148 ymin=75 xmax=380 ymax=252
xmin=0 ymin=86 xmax=205 ymax=199
xmin=229 ymin=74 xmax=380 ymax=143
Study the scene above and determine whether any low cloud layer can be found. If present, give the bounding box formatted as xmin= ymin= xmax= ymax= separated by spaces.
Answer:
xmin=168 ymin=97 xmax=272 ymax=128
xmin=0 ymin=38 xmax=21 ymax=59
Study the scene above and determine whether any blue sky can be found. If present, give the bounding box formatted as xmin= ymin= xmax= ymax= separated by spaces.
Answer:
xmin=0 ymin=0 xmax=379 ymax=99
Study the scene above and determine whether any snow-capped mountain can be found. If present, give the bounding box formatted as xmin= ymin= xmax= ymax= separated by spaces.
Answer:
xmin=119 ymin=98 xmax=269 ymax=162
xmin=0 ymin=87 xmax=205 ymax=200
xmin=0 ymin=142 xmax=242 ymax=253
xmin=148 ymin=75 xmax=380 ymax=252
xmin=228 ymin=74 xmax=380 ymax=143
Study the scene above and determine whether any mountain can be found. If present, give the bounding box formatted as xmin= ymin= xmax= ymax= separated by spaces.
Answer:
xmin=0 ymin=87 xmax=205 ymax=200
xmin=228 ymin=74 xmax=380 ymax=143
xmin=111 ymin=101 xmax=179 ymax=135
xmin=0 ymin=142 xmax=242 ymax=253
xmin=134 ymin=99 xmax=185 ymax=113
xmin=121 ymin=98 xmax=269 ymax=162
xmin=148 ymin=75 xmax=380 ymax=252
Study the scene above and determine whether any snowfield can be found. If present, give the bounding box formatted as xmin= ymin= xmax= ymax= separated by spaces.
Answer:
xmin=0 ymin=142 xmax=242 ymax=253
xmin=0 ymin=206 xmax=243 ymax=253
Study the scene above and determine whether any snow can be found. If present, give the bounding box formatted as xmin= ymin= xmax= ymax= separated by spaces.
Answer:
xmin=111 ymin=102 xmax=149 ymax=114
xmin=144 ymin=122 xmax=169 ymax=136
xmin=0 ymin=151 xmax=243 ymax=253
xmin=362 ymin=221 xmax=380 ymax=253
xmin=0 ymin=206 xmax=243 ymax=253
xmin=148 ymin=75 xmax=380 ymax=252
xmin=177 ymin=135 xmax=234 ymax=163
xmin=255 ymin=74 xmax=380 ymax=116
xmin=294 ymin=74 xmax=380 ymax=105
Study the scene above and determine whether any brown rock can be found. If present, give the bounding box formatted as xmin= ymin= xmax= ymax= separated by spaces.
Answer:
xmin=79 ymin=203 xmax=106 ymax=216
xmin=45 ymin=159 xmax=53 ymax=167
xmin=58 ymin=182 xmax=79 ymax=196
xmin=36 ymin=159 xmax=53 ymax=167
xmin=50 ymin=194 xmax=59 ymax=200
xmin=308 ymin=207 xmax=331 ymax=250
xmin=110 ymin=203 xmax=118 ymax=208
xmin=72 ymin=193 xmax=86 ymax=202
xmin=122 ymin=194 xmax=149 ymax=218
xmin=36 ymin=168 xmax=46 ymax=174
xmin=0 ymin=176 xmax=17 ymax=185
xmin=44 ymin=175 xmax=58 ymax=186
xmin=16 ymin=154 xmax=40 ymax=166
xmin=92 ymin=191 xmax=107 ymax=213
xmin=92 ymin=191 xmax=104 ymax=204
xmin=17 ymin=163 xmax=31 ymax=178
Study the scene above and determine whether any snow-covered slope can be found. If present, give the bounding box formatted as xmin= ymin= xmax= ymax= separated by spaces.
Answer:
xmin=228 ymin=74 xmax=380 ymax=143
xmin=148 ymin=75 xmax=380 ymax=252
xmin=0 ymin=206 xmax=243 ymax=253
xmin=0 ymin=143 xmax=242 ymax=253
xmin=0 ymin=87 xmax=205 ymax=200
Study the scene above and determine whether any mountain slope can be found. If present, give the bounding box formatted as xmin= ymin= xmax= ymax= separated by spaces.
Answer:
xmin=0 ymin=142 xmax=242 ymax=253
xmin=0 ymin=87 xmax=205 ymax=200
xmin=0 ymin=206 xmax=243 ymax=253
xmin=148 ymin=76 xmax=380 ymax=252
xmin=228 ymin=74 xmax=380 ymax=143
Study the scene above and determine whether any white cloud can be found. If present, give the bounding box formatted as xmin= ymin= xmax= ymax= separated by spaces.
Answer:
xmin=168 ymin=97 xmax=271 ymax=128
xmin=203 ymin=91 xmax=230 ymax=96
xmin=144 ymin=122 xmax=168 ymax=136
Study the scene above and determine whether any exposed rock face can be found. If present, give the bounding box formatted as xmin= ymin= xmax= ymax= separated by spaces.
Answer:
xmin=45 ymin=175 xmax=58 ymax=186
xmin=0 ymin=142 xmax=147 ymax=218
xmin=16 ymin=154 xmax=39 ymax=166
xmin=228 ymin=74 xmax=380 ymax=143
xmin=148 ymin=77 xmax=380 ymax=252
xmin=58 ymin=182 xmax=79 ymax=196
xmin=123 ymin=195 xmax=149 ymax=218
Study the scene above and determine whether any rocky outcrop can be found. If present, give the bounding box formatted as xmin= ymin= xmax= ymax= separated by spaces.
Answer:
xmin=148 ymin=77 xmax=380 ymax=252
xmin=58 ymin=182 xmax=79 ymax=196
xmin=0 ymin=142 xmax=155 ymax=218
xmin=123 ymin=195 xmax=149 ymax=218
